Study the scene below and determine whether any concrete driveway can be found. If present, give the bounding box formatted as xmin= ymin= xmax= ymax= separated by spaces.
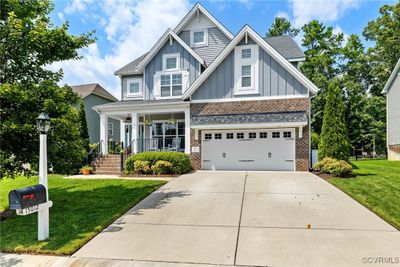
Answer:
xmin=74 ymin=172 xmax=399 ymax=267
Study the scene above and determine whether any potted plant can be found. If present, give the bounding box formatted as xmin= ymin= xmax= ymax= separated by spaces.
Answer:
xmin=80 ymin=165 xmax=93 ymax=175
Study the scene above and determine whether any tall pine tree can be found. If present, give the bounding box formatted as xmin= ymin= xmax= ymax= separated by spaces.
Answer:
xmin=318 ymin=79 xmax=350 ymax=161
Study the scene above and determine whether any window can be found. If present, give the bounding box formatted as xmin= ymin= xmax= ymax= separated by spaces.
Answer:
xmin=160 ymin=73 xmax=182 ymax=97
xmin=215 ymin=133 xmax=222 ymax=139
xmin=284 ymin=131 xmax=292 ymax=138
xmin=205 ymin=133 xmax=212 ymax=140
xmin=226 ymin=133 xmax=234 ymax=139
xmin=234 ymin=44 xmax=259 ymax=95
xmin=272 ymin=132 xmax=280 ymax=138
xmin=260 ymin=132 xmax=268 ymax=138
xmin=126 ymin=78 xmax=142 ymax=97
xmin=163 ymin=53 xmax=180 ymax=71
xmin=190 ymin=29 xmax=208 ymax=47
xmin=249 ymin=132 xmax=256 ymax=139
xmin=108 ymin=122 xmax=113 ymax=136
xmin=241 ymin=65 xmax=252 ymax=87
xmin=237 ymin=133 xmax=244 ymax=139
xmin=241 ymin=48 xmax=251 ymax=59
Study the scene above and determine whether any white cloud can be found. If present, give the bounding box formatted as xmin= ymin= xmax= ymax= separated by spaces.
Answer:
xmin=57 ymin=12 xmax=65 ymax=21
xmin=290 ymin=0 xmax=360 ymax=27
xmin=64 ymin=0 xmax=94 ymax=14
xmin=333 ymin=25 xmax=349 ymax=45
xmin=51 ymin=0 xmax=191 ymax=99
xmin=275 ymin=11 xmax=290 ymax=20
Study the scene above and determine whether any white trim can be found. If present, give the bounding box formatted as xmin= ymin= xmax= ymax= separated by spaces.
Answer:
xmin=137 ymin=29 xmax=204 ymax=71
xmin=162 ymin=53 xmax=180 ymax=71
xmin=234 ymin=44 xmax=259 ymax=95
xmin=183 ymin=25 xmax=319 ymax=99
xmin=382 ymin=58 xmax=400 ymax=94
xmin=190 ymin=94 xmax=309 ymax=103
xmin=190 ymin=29 xmax=208 ymax=47
xmin=126 ymin=77 xmax=143 ymax=98
xmin=191 ymin=121 xmax=308 ymax=130
xmin=174 ymin=3 xmax=234 ymax=40
xmin=95 ymin=102 xmax=190 ymax=115
xmin=288 ymin=57 xmax=306 ymax=62
xmin=154 ymin=70 xmax=189 ymax=99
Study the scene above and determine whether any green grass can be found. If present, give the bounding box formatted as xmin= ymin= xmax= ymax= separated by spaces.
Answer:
xmin=328 ymin=160 xmax=400 ymax=230
xmin=0 ymin=175 xmax=166 ymax=255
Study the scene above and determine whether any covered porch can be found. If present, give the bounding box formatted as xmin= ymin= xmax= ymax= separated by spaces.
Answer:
xmin=95 ymin=100 xmax=191 ymax=155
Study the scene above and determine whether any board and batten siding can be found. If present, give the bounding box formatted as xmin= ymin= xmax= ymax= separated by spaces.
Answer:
xmin=121 ymin=74 xmax=143 ymax=101
xmin=191 ymin=44 xmax=308 ymax=100
xmin=83 ymin=94 xmax=120 ymax=143
xmin=179 ymin=27 xmax=230 ymax=66
xmin=144 ymin=39 xmax=201 ymax=100
xmin=387 ymin=70 xmax=400 ymax=146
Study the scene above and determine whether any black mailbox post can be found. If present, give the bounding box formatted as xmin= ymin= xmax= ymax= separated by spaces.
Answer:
xmin=9 ymin=184 xmax=47 ymax=210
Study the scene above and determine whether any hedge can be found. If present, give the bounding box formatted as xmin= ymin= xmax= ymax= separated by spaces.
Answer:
xmin=125 ymin=152 xmax=192 ymax=174
xmin=314 ymin=157 xmax=353 ymax=177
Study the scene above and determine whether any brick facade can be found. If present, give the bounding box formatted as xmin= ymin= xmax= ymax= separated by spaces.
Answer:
xmin=189 ymin=98 xmax=310 ymax=171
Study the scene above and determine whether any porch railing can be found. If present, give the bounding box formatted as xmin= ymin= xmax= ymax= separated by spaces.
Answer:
xmin=85 ymin=140 xmax=103 ymax=165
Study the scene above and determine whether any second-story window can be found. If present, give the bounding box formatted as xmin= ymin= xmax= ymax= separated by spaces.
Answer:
xmin=190 ymin=29 xmax=208 ymax=47
xmin=161 ymin=73 xmax=182 ymax=97
xmin=126 ymin=78 xmax=142 ymax=98
xmin=234 ymin=44 xmax=259 ymax=95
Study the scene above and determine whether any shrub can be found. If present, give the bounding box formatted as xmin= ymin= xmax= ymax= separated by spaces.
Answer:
xmin=125 ymin=152 xmax=192 ymax=174
xmin=152 ymin=160 xmax=173 ymax=174
xmin=314 ymin=157 xmax=352 ymax=177
xmin=133 ymin=160 xmax=151 ymax=174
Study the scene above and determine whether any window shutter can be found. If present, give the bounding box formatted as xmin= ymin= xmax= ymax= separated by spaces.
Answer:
xmin=182 ymin=71 xmax=189 ymax=92
xmin=154 ymin=73 xmax=161 ymax=97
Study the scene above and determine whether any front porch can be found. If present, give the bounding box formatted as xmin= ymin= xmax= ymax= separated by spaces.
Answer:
xmin=97 ymin=100 xmax=191 ymax=155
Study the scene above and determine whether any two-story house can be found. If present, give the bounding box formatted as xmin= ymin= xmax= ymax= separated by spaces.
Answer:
xmin=94 ymin=3 xmax=319 ymax=171
xmin=382 ymin=58 xmax=400 ymax=160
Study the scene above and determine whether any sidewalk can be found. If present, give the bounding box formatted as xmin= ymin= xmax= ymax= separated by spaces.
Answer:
xmin=0 ymin=253 xmax=232 ymax=267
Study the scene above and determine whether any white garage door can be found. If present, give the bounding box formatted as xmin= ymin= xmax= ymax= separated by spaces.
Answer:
xmin=202 ymin=129 xmax=295 ymax=171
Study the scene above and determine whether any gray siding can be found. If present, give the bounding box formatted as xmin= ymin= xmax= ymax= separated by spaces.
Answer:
xmin=84 ymin=94 xmax=120 ymax=143
xmin=179 ymin=27 xmax=230 ymax=66
xmin=388 ymin=71 xmax=400 ymax=145
xmin=144 ymin=39 xmax=201 ymax=100
xmin=192 ymin=43 xmax=308 ymax=100
xmin=121 ymin=74 xmax=143 ymax=101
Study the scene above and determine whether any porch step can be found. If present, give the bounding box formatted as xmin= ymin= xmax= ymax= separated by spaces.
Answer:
xmin=93 ymin=154 xmax=122 ymax=175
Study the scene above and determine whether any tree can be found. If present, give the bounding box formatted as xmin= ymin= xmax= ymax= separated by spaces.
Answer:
xmin=79 ymin=101 xmax=90 ymax=152
xmin=0 ymin=0 xmax=94 ymax=176
xmin=363 ymin=2 xmax=400 ymax=96
xmin=318 ymin=80 xmax=350 ymax=161
xmin=301 ymin=20 xmax=344 ymax=134
xmin=266 ymin=17 xmax=300 ymax=37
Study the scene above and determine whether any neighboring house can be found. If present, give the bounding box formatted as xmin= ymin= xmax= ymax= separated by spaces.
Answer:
xmin=382 ymin=58 xmax=400 ymax=160
xmin=71 ymin=83 xmax=120 ymax=144
xmin=94 ymin=3 xmax=319 ymax=171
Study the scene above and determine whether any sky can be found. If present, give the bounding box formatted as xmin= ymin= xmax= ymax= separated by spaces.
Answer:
xmin=49 ymin=0 xmax=396 ymax=99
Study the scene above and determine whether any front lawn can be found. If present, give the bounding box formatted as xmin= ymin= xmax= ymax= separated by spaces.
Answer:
xmin=0 ymin=175 xmax=166 ymax=255
xmin=328 ymin=160 xmax=400 ymax=230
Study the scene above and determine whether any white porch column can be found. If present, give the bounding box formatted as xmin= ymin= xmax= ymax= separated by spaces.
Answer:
xmin=131 ymin=112 xmax=139 ymax=154
xmin=120 ymin=120 xmax=125 ymax=147
xmin=184 ymin=108 xmax=191 ymax=154
xmin=100 ymin=113 xmax=108 ymax=154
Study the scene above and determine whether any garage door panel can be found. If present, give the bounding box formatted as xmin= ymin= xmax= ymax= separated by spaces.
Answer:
xmin=202 ymin=129 xmax=295 ymax=171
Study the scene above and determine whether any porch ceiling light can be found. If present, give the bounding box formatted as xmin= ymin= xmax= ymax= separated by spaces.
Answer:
xmin=125 ymin=117 xmax=131 ymax=123
xmin=37 ymin=113 xmax=51 ymax=134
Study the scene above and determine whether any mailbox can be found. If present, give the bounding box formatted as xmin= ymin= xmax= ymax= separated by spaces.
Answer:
xmin=9 ymin=184 xmax=47 ymax=210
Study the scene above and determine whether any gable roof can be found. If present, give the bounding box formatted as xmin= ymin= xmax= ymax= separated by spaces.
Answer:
xmin=264 ymin=35 xmax=305 ymax=62
xmin=71 ymin=83 xmax=118 ymax=102
xmin=182 ymin=25 xmax=319 ymax=99
xmin=136 ymin=29 xmax=205 ymax=71
xmin=382 ymin=58 xmax=400 ymax=94
xmin=174 ymin=3 xmax=234 ymax=40
xmin=114 ymin=52 xmax=148 ymax=76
